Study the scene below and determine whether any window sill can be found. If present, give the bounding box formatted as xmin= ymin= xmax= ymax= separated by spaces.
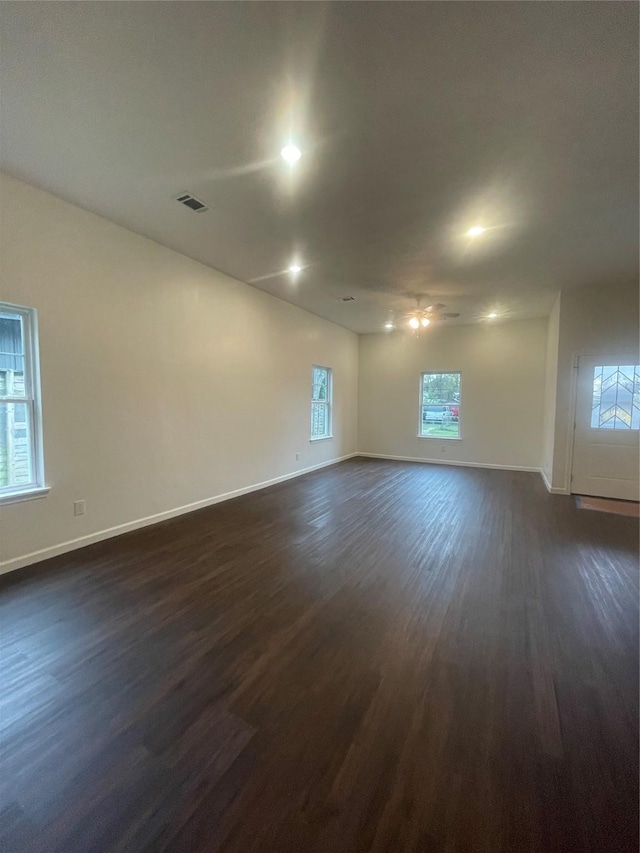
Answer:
xmin=0 ymin=486 xmax=51 ymax=506
xmin=417 ymin=435 xmax=462 ymax=441
xmin=309 ymin=435 xmax=334 ymax=442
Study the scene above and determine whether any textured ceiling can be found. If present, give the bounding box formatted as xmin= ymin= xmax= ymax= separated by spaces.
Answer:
xmin=1 ymin=2 xmax=638 ymax=333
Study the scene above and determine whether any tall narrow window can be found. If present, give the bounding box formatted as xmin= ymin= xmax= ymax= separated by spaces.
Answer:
xmin=310 ymin=365 xmax=332 ymax=440
xmin=591 ymin=365 xmax=640 ymax=429
xmin=0 ymin=304 xmax=46 ymax=501
xmin=419 ymin=372 xmax=461 ymax=439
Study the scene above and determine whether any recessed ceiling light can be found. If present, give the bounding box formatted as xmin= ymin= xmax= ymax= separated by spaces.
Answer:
xmin=487 ymin=312 xmax=498 ymax=319
xmin=409 ymin=317 xmax=420 ymax=330
xmin=288 ymin=263 xmax=302 ymax=274
xmin=467 ymin=226 xmax=486 ymax=237
xmin=281 ymin=144 xmax=301 ymax=164
xmin=385 ymin=322 xmax=394 ymax=329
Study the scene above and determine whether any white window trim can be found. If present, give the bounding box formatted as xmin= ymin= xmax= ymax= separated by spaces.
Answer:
xmin=310 ymin=365 xmax=333 ymax=441
xmin=1 ymin=485 xmax=50 ymax=505
xmin=0 ymin=302 xmax=47 ymax=504
xmin=417 ymin=371 xmax=463 ymax=440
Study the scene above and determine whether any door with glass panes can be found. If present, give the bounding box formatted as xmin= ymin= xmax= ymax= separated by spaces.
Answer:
xmin=571 ymin=355 xmax=640 ymax=500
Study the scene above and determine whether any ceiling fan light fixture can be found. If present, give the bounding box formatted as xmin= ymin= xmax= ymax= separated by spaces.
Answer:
xmin=406 ymin=302 xmax=457 ymax=331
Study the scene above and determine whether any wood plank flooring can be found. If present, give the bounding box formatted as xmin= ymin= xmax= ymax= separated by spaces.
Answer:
xmin=1 ymin=458 xmax=638 ymax=852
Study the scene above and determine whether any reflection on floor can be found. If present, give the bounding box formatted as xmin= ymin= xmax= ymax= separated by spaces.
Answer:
xmin=576 ymin=494 xmax=640 ymax=517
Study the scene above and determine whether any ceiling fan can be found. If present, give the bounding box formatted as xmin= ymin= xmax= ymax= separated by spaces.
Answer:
xmin=404 ymin=302 xmax=460 ymax=330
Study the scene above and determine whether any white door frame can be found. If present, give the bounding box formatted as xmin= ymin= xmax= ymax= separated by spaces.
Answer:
xmin=568 ymin=351 xmax=639 ymax=496
xmin=563 ymin=353 xmax=581 ymax=495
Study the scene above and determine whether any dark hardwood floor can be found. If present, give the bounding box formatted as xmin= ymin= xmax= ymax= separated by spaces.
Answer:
xmin=1 ymin=458 xmax=638 ymax=853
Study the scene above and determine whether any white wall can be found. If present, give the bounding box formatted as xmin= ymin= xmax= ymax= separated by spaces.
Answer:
xmin=550 ymin=279 xmax=639 ymax=492
xmin=358 ymin=319 xmax=547 ymax=470
xmin=0 ymin=174 xmax=359 ymax=570
xmin=541 ymin=294 xmax=560 ymax=485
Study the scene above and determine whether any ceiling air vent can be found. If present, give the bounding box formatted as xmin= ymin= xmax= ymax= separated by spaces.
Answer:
xmin=175 ymin=193 xmax=209 ymax=213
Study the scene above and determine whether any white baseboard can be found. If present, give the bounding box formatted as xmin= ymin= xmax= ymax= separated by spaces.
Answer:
xmin=357 ymin=452 xmax=541 ymax=474
xmin=0 ymin=453 xmax=359 ymax=577
xmin=540 ymin=468 xmax=569 ymax=494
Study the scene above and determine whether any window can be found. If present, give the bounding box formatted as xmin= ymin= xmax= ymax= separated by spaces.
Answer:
xmin=310 ymin=365 xmax=332 ymax=440
xmin=0 ymin=304 xmax=46 ymax=501
xmin=591 ymin=364 xmax=640 ymax=430
xmin=419 ymin=372 xmax=461 ymax=439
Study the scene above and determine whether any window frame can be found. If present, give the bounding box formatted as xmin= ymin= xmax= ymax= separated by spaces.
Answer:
xmin=0 ymin=302 xmax=47 ymax=503
xmin=310 ymin=365 xmax=333 ymax=441
xmin=418 ymin=371 xmax=462 ymax=441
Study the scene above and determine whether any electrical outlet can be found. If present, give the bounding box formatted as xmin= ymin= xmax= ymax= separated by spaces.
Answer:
xmin=73 ymin=500 xmax=86 ymax=516
xmin=295 ymin=452 xmax=301 ymax=461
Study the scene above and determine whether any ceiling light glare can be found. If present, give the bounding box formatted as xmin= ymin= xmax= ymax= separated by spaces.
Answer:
xmin=466 ymin=226 xmax=486 ymax=237
xmin=487 ymin=312 xmax=498 ymax=319
xmin=385 ymin=322 xmax=394 ymax=329
xmin=288 ymin=263 xmax=302 ymax=274
xmin=409 ymin=317 xmax=420 ymax=330
xmin=421 ymin=317 xmax=430 ymax=327
xmin=281 ymin=144 xmax=301 ymax=164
